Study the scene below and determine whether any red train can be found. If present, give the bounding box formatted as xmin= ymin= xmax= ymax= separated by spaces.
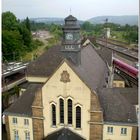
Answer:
xmin=113 ymin=58 xmax=138 ymax=78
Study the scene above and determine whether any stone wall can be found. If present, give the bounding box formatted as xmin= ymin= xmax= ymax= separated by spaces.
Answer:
xmin=131 ymin=126 xmax=137 ymax=140
xmin=5 ymin=116 xmax=10 ymax=140
xmin=90 ymin=124 xmax=103 ymax=140
xmin=32 ymin=89 xmax=44 ymax=140
xmin=90 ymin=93 xmax=103 ymax=140
xmin=32 ymin=118 xmax=44 ymax=140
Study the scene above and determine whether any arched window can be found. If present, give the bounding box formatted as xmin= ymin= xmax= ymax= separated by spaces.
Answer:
xmin=59 ymin=98 xmax=64 ymax=123
xmin=68 ymin=99 xmax=72 ymax=124
xmin=76 ymin=106 xmax=81 ymax=128
xmin=52 ymin=104 xmax=56 ymax=126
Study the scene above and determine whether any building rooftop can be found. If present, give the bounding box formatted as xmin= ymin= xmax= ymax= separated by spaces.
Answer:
xmin=65 ymin=15 xmax=77 ymax=21
xmin=27 ymin=44 xmax=108 ymax=91
xmin=81 ymin=37 xmax=112 ymax=66
xmin=99 ymin=88 xmax=137 ymax=124
xmin=4 ymin=83 xmax=43 ymax=117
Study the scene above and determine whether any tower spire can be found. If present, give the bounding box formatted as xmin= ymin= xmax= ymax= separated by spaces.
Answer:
xmin=70 ymin=8 xmax=71 ymax=15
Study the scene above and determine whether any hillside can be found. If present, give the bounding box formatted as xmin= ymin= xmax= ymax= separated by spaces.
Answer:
xmin=30 ymin=17 xmax=83 ymax=25
xmin=30 ymin=17 xmax=64 ymax=24
xmin=30 ymin=15 xmax=138 ymax=25
xmin=88 ymin=15 xmax=138 ymax=25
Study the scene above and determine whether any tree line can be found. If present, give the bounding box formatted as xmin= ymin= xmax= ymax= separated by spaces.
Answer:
xmin=2 ymin=11 xmax=138 ymax=62
xmin=81 ymin=21 xmax=138 ymax=44
xmin=2 ymin=11 xmax=38 ymax=62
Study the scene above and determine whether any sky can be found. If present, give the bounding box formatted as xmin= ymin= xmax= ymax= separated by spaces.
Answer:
xmin=2 ymin=0 xmax=139 ymax=20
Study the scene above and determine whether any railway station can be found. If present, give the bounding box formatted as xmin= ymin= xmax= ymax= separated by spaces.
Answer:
xmin=3 ymin=15 xmax=138 ymax=140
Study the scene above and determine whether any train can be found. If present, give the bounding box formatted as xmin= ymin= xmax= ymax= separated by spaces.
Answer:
xmin=113 ymin=58 xmax=138 ymax=78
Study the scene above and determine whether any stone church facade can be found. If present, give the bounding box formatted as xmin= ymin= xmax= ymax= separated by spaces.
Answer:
xmin=4 ymin=15 xmax=137 ymax=140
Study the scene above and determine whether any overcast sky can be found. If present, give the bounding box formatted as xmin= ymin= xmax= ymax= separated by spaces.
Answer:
xmin=2 ymin=0 xmax=139 ymax=20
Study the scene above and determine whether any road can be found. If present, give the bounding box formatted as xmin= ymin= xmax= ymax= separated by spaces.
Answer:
xmin=32 ymin=30 xmax=53 ymax=56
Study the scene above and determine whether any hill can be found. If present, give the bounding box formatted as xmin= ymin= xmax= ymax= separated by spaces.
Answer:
xmin=30 ymin=17 xmax=64 ymax=24
xmin=88 ymin=15 xmax=138 ymax=25
xmin=30 ymin=17 xmax=84 ymax=25
xmin=30 ymin=16 xmax=138 ymax=25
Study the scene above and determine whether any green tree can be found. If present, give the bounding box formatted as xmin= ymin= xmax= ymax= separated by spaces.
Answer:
xmin=2 ymin=11 xmax=19 ymax=30
xmin=19 ymin=23 xmax=32 ymax=49
xmin=25 ymin=17 xmax=31 ymax=31
xmin=2 ymin=30 xmax=24 ymax=61
xmin=81 ymin=21 xmax=94 ymax=31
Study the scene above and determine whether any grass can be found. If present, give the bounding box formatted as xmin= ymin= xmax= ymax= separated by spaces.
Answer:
xmin=110 ymin=31 xmax=128 ymax=43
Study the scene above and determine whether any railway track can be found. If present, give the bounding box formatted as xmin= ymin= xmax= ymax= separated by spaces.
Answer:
xmin=96 ymin=38 xmax=138 ymax=60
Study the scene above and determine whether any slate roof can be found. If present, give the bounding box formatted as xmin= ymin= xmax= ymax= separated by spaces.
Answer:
xmin=27 ymin=44 xmax=108 ymax=91
xmin=43 ymin=128 xmax=85 ymax=140
xmin=71 ymin=45 xmax=108 ymax=91
xmin=27 ymin=45 xmax=64 ymax=77
xmin=99 ymin=88 xmax=137 ymax=124
xmin=3 ymin=83 xmax=43 ymax=116
xmin=118 ymin=88 xmax=138 ymax=105
xmin=81 ymin=37 xmax=112 ymax=66
xmin=19 ymin=81 xmax=30 ymax=89
xmin=96 ymin=47 xmax=112 ymax=66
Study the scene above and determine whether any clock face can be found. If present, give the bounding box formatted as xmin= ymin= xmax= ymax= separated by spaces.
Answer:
xmin=66 ymin=33 xmax=73 ymax=40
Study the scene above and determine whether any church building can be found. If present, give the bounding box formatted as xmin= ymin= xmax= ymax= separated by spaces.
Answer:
xmin=4 ymin=15 xmax=137 ymax=140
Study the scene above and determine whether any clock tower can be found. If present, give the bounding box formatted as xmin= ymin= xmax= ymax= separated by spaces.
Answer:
xmin=61 ymin=15 xmax=81 ymax=65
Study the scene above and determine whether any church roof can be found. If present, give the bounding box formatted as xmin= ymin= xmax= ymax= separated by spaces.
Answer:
xmin=99 ymin=88 xmax=137 ymax=124
xmin=43 ymin=128 xmax=85 ymax=140
xmin=95 ymin=47 xmax=112 ymax=66
xmin=3 ymin=83 xmax=43 ymax=117
xmin=27 ymin=44 xmax=108 ymax=91
xmin=71 ymin=45 xmax=108 ymax=90
xmin=27 ymin=45 xmax=64 ymax=77
xmin=65 ymin=15 xmax=77 ymax=21
xmin=81 ymin=37 xmax=112 ymax=66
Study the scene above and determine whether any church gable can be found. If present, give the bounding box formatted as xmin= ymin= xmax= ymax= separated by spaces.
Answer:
xmin=42 ymin=60 xmax=92 ymax=99
xmin=42 ymin=60 xmax=94 ymax=139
